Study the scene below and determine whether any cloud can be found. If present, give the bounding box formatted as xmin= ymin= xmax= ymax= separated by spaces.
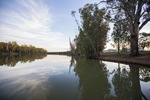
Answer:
xmin=140 ymin=22 xmax=150 ymax=33
xmin=0 ymin=0 xmax=69 ymax=51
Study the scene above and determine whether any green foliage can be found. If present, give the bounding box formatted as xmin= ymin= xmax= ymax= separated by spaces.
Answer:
xmin=105 ymin=0 xmax=150 ymax=56
xmin=73 ymin=4 xmax=109 ymax=58
xmin=111 ymin=14 xmax=130 ymax=54
xmin=0 ymin=41 xmax=47 ymax=55
xmin=139 ymin=32 xmax=150 ymax=50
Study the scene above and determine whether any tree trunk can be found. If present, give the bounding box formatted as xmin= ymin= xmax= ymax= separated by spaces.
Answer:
xmin=117 ymin=39 xmax=120 ymax=54
xmin=130 ymin=66 xmax=142 ymax=100
xmin=130 ymin=23 xmax=139 ymax=56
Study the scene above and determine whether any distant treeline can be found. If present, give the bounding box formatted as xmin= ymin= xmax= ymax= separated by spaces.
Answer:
xmin=47 ymin=51 xmax=73 ymax=56
xmin=0 ymin=41 xmax=47 ymax=55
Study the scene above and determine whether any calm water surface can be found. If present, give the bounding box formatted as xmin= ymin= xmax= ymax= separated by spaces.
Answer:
xmin=0 ymin=55 xmax=150 ymax=100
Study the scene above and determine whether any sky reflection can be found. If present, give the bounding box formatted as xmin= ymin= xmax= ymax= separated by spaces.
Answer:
xmin=0 ymin=55 xmax=72 ymax=100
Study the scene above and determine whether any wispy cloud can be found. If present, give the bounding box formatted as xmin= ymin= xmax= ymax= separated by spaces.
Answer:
xmin=0 ymin=0 xmax=69 ymax=51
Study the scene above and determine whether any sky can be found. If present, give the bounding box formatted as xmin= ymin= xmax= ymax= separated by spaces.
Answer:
xmin=0 ymin=0 xmax=150 ymax=52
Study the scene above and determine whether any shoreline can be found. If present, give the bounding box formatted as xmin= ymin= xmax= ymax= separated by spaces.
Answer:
xmin=96 ymin=54 xmax=150 ymax=67
xmin=47 ymin=52 xmax=150 ymax=67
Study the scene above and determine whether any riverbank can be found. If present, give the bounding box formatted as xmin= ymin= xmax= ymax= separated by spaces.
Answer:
xmin=98 ymin=53 xmax=150 ymax=67
xmin=47 ymin=51 xmax=150 ymax=67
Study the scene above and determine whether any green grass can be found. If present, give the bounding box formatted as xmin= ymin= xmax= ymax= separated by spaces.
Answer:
xmin=102 ymin=51 xmax=150 ymax=55
xmin=102 ymin=51 xmax=128 ymax=55
xmin=140 ymin=51 xmax=150 ymax=55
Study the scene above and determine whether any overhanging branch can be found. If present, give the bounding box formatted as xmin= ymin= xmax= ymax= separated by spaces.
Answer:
xmin=97 ymin=0 xmax=107 ymax=5
xmin=140 ymin=10 xmax=146 ymax=17
xmin=139 ymin=18 xmax=150 ymax=30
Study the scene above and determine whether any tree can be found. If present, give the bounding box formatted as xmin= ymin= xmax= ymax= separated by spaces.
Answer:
xmin=11 ymin=41 xmax=19 ymax=53
xmin=0 ymin=41 xmax=47 ymax=55
xmin=72 ymin=4 xmax=109 ymax=58
xmin=111 ymin=14 xmax=130 ymax=54
xmin=71 ymin=11 xmax=80 ymax=30
xmin=139 ymin=32 xmax=150 ymax=50
xmin=0 ymin=42 xmax=4 ymax=53
xmin=103 ymin=0 xmax=150 ymax=56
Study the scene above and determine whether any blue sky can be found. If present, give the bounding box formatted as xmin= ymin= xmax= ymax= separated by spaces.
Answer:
xmin=0 ymin=0 xmax=150 ymax=51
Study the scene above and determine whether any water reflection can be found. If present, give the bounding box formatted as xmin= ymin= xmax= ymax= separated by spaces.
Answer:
xmin=0 ymin=54 xmax=47 ymax=67
xmin=0 ymin=55 xmax=70 ymax=100
xmin=112 ymin=64 xmax=143 ymax=100
xmin=72 ymin=57 xmax=150 ymax=100
xmin=73 ymin=58 xmax=112 ymax=100
xmin=139 ymin=68 xmax=150 ymax=82
xmin=69 ymin=56 xmax=76 ymax=74
xmin=111 ymin=64 xmax=131 ymax=100
xmin=0 ymin=55 xmax=150 ymax=100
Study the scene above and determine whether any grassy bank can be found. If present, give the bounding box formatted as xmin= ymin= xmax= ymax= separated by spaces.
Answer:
xmin=99 ymin=51 xmax=150 ymax=67
xmin=102 ymin=51 xmax=150 ymax=55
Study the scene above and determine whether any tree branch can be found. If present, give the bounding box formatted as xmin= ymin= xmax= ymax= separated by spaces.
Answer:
xmin=140 ymin=9 xmax=147 ymax=17
xmin=97 ymin=0 xmax=107 ymax=5
xmin=139 ymin=18 xmax=150 ymax=30
xmin=135 ymin=0 xmax=143 ymax=19
xmin=122 ymin=6 xmax=133 ymax=21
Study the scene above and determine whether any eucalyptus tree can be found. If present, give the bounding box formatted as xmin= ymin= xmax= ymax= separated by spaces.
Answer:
xmin=72 ymin=4 xmax=109 ymax=58
xmin=71 ymin=11 xmax=81 ymax=30
xmin=101 ymin=0 xmax=150 ymax=56
xmin=111 ymin=14 xmax=130 ymax=54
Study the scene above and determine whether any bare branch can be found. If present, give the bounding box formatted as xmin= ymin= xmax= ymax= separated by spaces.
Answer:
xmin=139 ymin=18 xmax=150 ymax=30
xmin=97 ymin=0 xmax=107 ymax=5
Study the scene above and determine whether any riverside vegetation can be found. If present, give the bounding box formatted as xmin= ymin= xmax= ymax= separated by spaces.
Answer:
xmin=0 ymin=41 xmax=47 ymax=56
xmin=71 ymin=1 xmax=150 ymax=58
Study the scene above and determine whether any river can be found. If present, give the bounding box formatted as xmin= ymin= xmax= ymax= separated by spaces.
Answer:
xmin=0 ymin=55 xmax=150 ymax=100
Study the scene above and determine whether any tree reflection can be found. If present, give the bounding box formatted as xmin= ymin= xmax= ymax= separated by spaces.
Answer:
xmin=0 ymin=54 xmax=47 ymax=67
xmin=69 ymin=56 xmax=76 ymax=74
xmin=112 ymin=64 xmax=132 ymax=100
xmin=130 ymin=66 xmax=142 ymax=100
xmin=73 ymin=58 xmax=112 ymax=100
xmin=112 ymin=64 xmax=149 ymax=100
xmin=139 ymin=68 xmax=150 ymax=82
xmin=69 ymin=57 xmax=150 ymax=100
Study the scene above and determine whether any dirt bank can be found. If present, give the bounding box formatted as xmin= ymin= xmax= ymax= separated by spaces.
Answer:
xmin=98 ymin=54 xmax=150 ymax=67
